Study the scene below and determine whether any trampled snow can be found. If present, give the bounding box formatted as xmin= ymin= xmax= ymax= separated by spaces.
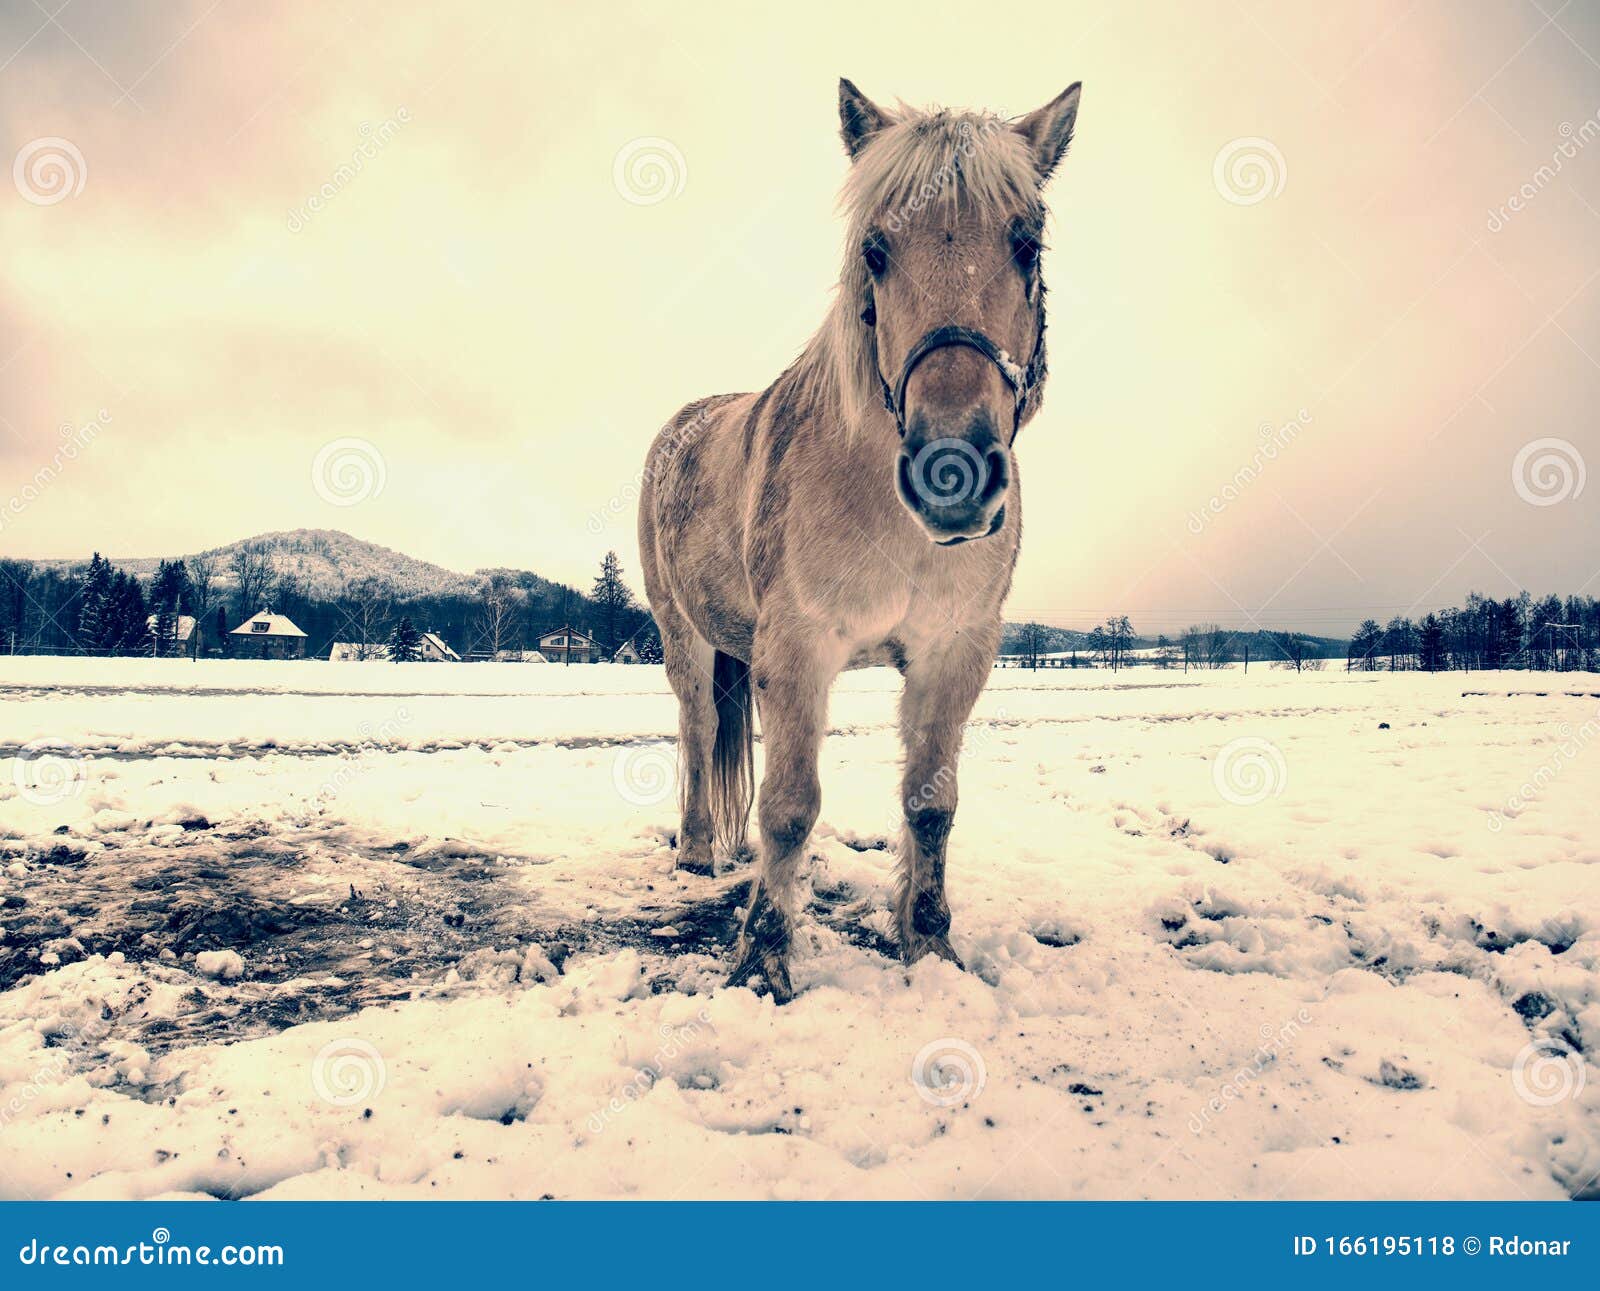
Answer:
xmin=1 ymin=659 xmax=1595 ymax=1200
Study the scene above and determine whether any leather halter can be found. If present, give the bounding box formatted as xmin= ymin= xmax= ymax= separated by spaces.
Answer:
xmin=874 ymin=321 xmax=1044 ymax=436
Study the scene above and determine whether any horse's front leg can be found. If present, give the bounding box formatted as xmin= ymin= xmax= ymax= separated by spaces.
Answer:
xmin=895 ymin=631 xmax=998 ymax=967
xmin=728 ymin=631 xmax=836 ymax=1002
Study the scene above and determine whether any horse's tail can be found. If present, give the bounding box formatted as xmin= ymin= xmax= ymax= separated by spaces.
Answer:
xmin=709 ymin=650 xmax=755 ymax=858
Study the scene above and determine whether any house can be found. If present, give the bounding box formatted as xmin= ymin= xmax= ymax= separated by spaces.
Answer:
xmin=229 ymin=609 xmax=308 ymax=659
xmin=493 ymin=649 xmax=549 ymax=663
xmin=612 ymin=640 xmax=641 ymax=664
xmin=145 ymin=614 xmax=197 ymax=651
xmin=419 ymin=631 xmax=460 ymax=662
xmin=537 ymin=626 xmax=600 ymax=664
xmin=330 ymin=631 xmax=460 ymax=663
xmin=329 ymin=641 xmax=386 ymax=662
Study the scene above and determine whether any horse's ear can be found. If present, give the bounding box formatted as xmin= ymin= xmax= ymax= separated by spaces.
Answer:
xmin=1013 ymin=82 xmax=1082 ymax=182
xmin=839 ymin=78 xmax=889 ymax=161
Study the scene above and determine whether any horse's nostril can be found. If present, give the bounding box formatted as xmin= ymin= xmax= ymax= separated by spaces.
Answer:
xmin=978 ymin=445 xmax=1010 ymax=507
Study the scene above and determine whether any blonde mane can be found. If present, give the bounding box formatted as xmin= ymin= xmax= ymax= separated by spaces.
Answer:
xmin=795 ymin=105 xmax=1043 ymax=430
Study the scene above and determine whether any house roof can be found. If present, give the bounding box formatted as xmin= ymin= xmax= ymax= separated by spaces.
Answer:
xmin=421 ymin=631 xmax=460 ymax=660
xmin=329 ymin=641 xmax=387 ymax=661
xmin=145 ymin=613 xmax=197 ymax=641
xmin=230 ymin=610 xmax=308 ymax=638
xmin=537 ymin=625 xmax=598 ymax=647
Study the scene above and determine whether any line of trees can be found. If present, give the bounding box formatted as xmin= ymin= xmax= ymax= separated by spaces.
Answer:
xmin=0 ymin=546 xmax=661 ymax=662
xmin=1347 ymin=592 xmax=1600 ymax=672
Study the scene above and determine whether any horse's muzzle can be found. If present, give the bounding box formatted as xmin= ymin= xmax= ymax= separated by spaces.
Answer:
xmin=894 ymin=420 xmax=1012 ymax=544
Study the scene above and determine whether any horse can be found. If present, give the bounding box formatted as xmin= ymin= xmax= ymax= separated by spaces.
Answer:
xmin=638 ymin=78 xmax=1083 ymax=1001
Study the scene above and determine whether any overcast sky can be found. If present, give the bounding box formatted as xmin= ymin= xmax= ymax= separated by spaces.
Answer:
xmin=2 ymin=0 xmax=1597 ymax=634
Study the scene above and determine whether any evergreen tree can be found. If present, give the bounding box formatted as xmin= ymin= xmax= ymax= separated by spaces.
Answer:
xmin=150 ymin=559 xmax=190 ymax=657
xmin=77 ymin=554 xmax=113 ymax=654
xmin=388 ymin=615 xmax=422 ymax=663
xmin=1348 ymin=619 xmax=1383 ymax=671
xmin=1383 ymin=616 xmax=1416 ymax=671
xmin=105 ymin=571 xmax=148 ymax=656
xmin=1418 ymin=613 xmax=1445 ymax=672
xmin=590 ymin=551 xmax=637 ymax=651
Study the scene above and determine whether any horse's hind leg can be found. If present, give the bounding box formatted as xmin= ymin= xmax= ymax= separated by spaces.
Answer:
xmin=659 ymin=607 xmax=718 ymax=876
xmin=895 ymin=630 xmax=998 ymax=966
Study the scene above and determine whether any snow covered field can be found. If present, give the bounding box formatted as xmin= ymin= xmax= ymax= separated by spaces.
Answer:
xmin=1 ymin=658 xmax=1595 ymax=1201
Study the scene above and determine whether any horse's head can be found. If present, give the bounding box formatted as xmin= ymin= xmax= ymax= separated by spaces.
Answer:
xmin=837 ymin=79 xmax=1081 ymax=545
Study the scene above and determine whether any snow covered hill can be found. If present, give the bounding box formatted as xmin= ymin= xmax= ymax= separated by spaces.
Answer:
xmin=35 ymin=529 xmax=566 ymax=602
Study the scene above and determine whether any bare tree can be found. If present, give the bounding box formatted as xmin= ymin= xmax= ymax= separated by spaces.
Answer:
xmin=473 ymin=573 xmax=520 ymax=658
xmin=341 ymin=576 xmax=395 ymax=659
xmin=1186 ymin=623 xmax=1233 ymax=669
xmin=229 ymin=542 xmax=276 ymax=618
xmin=186 ymin=553 xmax=216 ymax=659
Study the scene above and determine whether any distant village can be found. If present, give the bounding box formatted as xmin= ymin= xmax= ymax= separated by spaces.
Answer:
xmin=0 ymin=535 xmax=661 ymax=665
xmin=220 ymin=608 xmax=640 ymax=665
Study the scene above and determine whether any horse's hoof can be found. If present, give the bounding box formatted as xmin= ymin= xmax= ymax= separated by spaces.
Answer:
xmin=726 ymin=947 xmax=794 ymax=1003
xmin=674 ymin=854 xmax=715 ymax=877
xmin=902 ymin=935 xmax=965 ymax=972
xmin=728 ymin=883 xmax=794 ymax=1001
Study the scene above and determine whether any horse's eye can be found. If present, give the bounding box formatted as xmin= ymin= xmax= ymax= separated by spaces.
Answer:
xmin=1011 ymin=228 xmax=1041 ymax=274
xmin=862 ymin=236 xmax=889 ymax=279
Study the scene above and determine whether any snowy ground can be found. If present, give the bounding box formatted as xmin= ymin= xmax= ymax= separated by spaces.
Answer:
xmin=0 ymin=658 xmax=1596 ymax=1201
